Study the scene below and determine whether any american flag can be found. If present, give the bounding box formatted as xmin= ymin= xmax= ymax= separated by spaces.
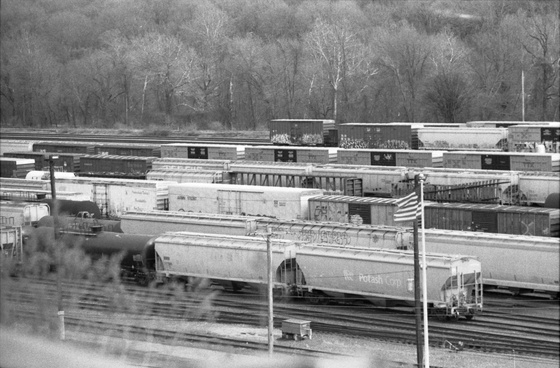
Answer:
xmin=393 ymin=192 xmax=421 ymax=223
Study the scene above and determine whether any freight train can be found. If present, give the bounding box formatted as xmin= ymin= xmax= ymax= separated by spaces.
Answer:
xmin=18 ymin=225 xmax=483 ymax=320
xmin=118 ymin=210 xmax=560 ymax=298
xmin=267 ymin=120 xmax=559 ymax=152
xmin=2 ymin=176 xmax=558 ymax=235
xmin=1 ymin=122 xmax=558 ymax=176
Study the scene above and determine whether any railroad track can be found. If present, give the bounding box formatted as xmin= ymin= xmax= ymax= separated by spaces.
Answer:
xmin=0 ymin=131 xmax=271 ymax=146
xmin=2 ymin=276 xmax=558 ymax=361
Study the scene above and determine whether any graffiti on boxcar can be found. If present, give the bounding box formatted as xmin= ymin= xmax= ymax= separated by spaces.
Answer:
xmin=297 ymin=229 xmax=351 ymax=245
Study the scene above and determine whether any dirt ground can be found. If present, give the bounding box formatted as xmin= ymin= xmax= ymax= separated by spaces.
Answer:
xmin=4 ymin=319 xmax=553 ymax=368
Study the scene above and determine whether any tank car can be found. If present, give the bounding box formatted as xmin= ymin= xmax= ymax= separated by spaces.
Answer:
xmin=60 ymin=229 xmax=155 ymax=284
xmin=22 ymin=225 xmax=154 ymax=284
xmin=153 ymin=232 xmax=483 ymax=320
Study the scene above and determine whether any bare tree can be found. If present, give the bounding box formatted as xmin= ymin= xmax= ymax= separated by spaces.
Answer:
xmin=130 ymin=32 xmax=198 ymax=126
xmin=424 ymin=30 xmax=474 ymax=123
xmin=375 ymin=22 xmax=433 ymax=122
xmin=519 ymin=10 xmax=559 ymax=121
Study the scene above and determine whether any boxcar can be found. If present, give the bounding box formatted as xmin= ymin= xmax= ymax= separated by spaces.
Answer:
xmin=54 ymin=177 xmax=175 ymax=218
xmin=160 ymin=143 xmax=246 ymax=160
xmin=154 ymin=232 xmax=482 ymax=319
xmin=507 ymin=123 xmax=560 ymax=153
xmin=308 ymin=195 xmax=406 ymax=226
xmin=0 ymin=158 xmax=35 ymax=178
xmin=442 ymin=151 xmax=560 ymax=172
xmin=337 ymin=149 xmax=444 ymax=168
xmin=245 ymin=146 xmax=337 ymax=164
xmin=152 ymin=158 xmax=232 ymax=171
xmin=0 ymin=201 xmax=50 ymax=227
xmin=79 ymin=154 xmax=157 ymax=178
xmin=338 ymin=123 xmax=414 ymax=149
xmin=0 ymin=140 xmax=35 ymax=155
xmin=94 ymin=143 xmax=161 ymax=158
xmin=168 ymin=183 xmax=323 ymax=220
xmin=308 ymin=195 xmax=559 ymax=237
xmin=33 ymin=142 xmax=95 ymax=154
xmin=466 ymin=121 xmax=559 ymax=128
xmin=4 ymin=151 xmax=82 ymax=172
xmin=269 ymin=119 xmax=336 ymax=146
xmin=423 ymin=202 xmax=559 ymax=237
xmin=146 ymin=169 xmax=227 ymax=183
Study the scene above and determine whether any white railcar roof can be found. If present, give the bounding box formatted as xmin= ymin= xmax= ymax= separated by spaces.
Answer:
xmin=154 ymin=231 xmax=477 ymax=268
xmin=169 ymin=182 xmax=324 ymax=194
xmin=122 ymin=210 xmax=261 ymax=224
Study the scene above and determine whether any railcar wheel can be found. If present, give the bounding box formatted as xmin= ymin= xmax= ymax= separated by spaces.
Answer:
xmin=231 ymin=282 xmax=244 ymax=292
xmin=317 ymin=294 xmax=329 ymax=305
xmin=432 ymin=308 xmax=447 ymax=321
xmin=305 ymin=292 xmax=320 ymax=304
xmin=465 ymin=314 xmax=474 ymax=321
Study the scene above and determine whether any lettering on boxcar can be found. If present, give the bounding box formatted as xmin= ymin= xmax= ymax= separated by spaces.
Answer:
xmin=343 ymin=270 xmax=354 ymax=281
xmin=359 ymin=274 xmax=383 ymax=284
xmin=384 ymin=277 xmax=402 ymax=288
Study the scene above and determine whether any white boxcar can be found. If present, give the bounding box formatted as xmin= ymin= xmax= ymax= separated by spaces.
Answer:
xmin=54 ymin=177 xmax=175 ymax=218
xmin=0 ymin=202 xmax=50 ymax=227
xmin=154 ymin=232 xmax=482 ymax=319
xmin=0 ymin=140 xmax=35 ymax=155
xmin=308 ymin=195 xmax=400 ymax=225
xmin=160 ymin=143 xmax=246 ymax=160
xmin=25 ymin=171 xmax=76 ymax=180
xmin=337 ymin=149 xmax=444 ymax=168
xmin=146 ymin=169 xmax=227 ymax=183
xmin=168 ymin=183 xmax=323 ymax=220
xmin=121 ymin=210 xmax=259 ymax=236
xmin=1 ymin=178 xmax=50 ymax=190
xmin=313 ymin=164 xmax=408 ymax=196
xmin=507 ymin=123 xmax=560 ymax=153
xmin=152 ymin=158 xmax=232 ymax=171
xmin=417 ymin=127 xmax=508 ymax=151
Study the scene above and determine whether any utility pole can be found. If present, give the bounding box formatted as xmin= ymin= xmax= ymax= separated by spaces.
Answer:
xmin=49 ymin=155 xmax=65 ymax=340
xmin=419 ymin=173 xmax=430 ymax=368
xmin=266 ymin=228 xmax=273 ymax=356
xmin=521 ymin=70 xmax=525 ymax=122
xmin=413 ymin=175 xmax=423 ymax=367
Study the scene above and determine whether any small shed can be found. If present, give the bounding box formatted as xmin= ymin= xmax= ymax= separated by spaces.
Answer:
xmin=281 ymin=319 xmax=312 ymax=341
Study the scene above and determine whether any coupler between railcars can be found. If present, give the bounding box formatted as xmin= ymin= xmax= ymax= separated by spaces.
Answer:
xmin=433 ymin=301 xmax=482 ymax=321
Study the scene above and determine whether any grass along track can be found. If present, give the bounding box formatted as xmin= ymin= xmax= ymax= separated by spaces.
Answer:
xmin=2 ymin=276 xmax=558 ymax=360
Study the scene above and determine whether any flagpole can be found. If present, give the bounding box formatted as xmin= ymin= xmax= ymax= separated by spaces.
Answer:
xmin=413 ymin=176 xmax=423 ymax=367
xmin=420 ymin=174 xmax=430 ymax=367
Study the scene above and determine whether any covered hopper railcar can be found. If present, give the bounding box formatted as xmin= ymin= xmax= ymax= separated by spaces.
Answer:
xmin=255 ymin=219 xmax=560 ymax=297
xmin=153 ymin=232 xmax=483 ymax=320
xmin=115 ymin=210 xmax=558 ymax=297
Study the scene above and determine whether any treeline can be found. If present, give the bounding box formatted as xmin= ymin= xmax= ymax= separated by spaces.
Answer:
xmin=1 ymin=0 xmax=558 ymax=131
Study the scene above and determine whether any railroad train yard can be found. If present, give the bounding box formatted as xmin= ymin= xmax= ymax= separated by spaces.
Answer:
xmin=1 ymin=121 xmax=559 ymax=366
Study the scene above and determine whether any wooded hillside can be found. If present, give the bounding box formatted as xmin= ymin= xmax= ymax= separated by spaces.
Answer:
xmin=1 ymin=0 xmax=558 ymax=130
